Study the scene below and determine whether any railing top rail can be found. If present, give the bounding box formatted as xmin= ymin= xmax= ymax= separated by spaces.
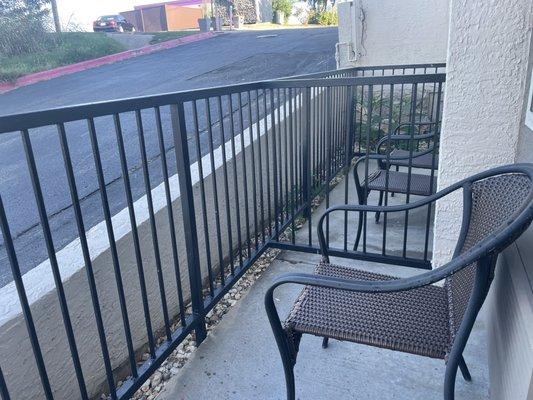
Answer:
xmin=0 ymin=72 xmax=446 ymax=134
xmin=265 ymin=73 xmax=446 ymax=88
xmin=278 ymin=62 xmax=446 ymax=79
xmin=353 ymin=62 xmax=446 ymax=71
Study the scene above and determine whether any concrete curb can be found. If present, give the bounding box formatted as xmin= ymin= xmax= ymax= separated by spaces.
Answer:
xmin=0 ymin=31 xmax=216 ymax=94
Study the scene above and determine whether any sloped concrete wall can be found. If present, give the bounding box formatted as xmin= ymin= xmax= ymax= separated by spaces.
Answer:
xmin=0 ymin=90 xmax=334 ymax=399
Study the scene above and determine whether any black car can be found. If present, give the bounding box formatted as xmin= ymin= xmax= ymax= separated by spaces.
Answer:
xmin=93 ymin=15 xmax=135 ymax=33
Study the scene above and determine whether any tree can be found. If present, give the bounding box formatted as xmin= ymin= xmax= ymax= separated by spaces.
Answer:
xmin=0 ymin=0 xmax=55 ymax=56
xmin=49 ymin=0 xmax=60 ymax=32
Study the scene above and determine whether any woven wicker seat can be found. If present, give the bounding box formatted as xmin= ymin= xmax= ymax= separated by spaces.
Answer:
xmin=388 ymin=149 xmax=439 ymax=169
xmin=366 ymin=169 xmax=437 ymax=196
xmin=265 ymin=164 xmax=533 ymax=400
xmin=353 ymin=126 xmax=440 ymax=249
xmin=285 ymin=262 xmax=450 ymax=359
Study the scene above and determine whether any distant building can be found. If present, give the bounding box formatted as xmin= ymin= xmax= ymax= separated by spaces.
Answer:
xmin=120 ymin=0 xmax=203 ymax=32
xmin=121 ymin=0 xmax=273 ymax=31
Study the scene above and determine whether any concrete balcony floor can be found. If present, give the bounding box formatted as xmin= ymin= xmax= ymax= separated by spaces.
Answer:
xmin=158 ymin=170 xmax=490 ymax=400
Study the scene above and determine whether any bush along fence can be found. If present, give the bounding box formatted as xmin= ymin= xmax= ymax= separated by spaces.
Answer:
xmin=0 ymin=63 xmax=445 ymax=400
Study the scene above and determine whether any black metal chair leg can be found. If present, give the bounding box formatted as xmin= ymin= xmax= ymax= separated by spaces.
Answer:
xmin=375 ymin=191 xmax=384 ymax=223
xmin=353 ymin=211 xmax=364 ymax=251
xmin=459 ymin=356 xmax=472 ymax=382
xmin=443 ymin=355 xmax=459 ymax=400
xmin=265 ymin=287 xmax=297 ymax=400
xmin=353 ymin=192 xmax=370 ymax=251
xmin=282 ymin=358 xmax=296 ymax=400
xmin=322 ymin=337 xmax=329 ymax=349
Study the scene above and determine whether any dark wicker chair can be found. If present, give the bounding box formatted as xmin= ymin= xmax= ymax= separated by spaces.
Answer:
xmin=265 ymin=164 xmax=533 ymax=400
xmin=353 ymin=123 xmax=439 ymax=250
xmin=377 ymin=122 xmax=439 ymax=170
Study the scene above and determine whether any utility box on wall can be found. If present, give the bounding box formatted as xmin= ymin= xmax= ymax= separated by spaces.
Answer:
xmin=336 ymin=0 xmax=449 ymax=68
xmin=336 ymin=0 xmax=361 ymax=68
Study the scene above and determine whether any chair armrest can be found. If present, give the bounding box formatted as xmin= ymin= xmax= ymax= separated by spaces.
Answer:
xmin=269 ymin=255 xmax=465 ymax=294
xmin=376 ymin=132 xmax=436 ymax=152
xmin=393 ymin=121 xmax=438 ymax=136
xmin=317 ymin=179 xmax=466 ymax=260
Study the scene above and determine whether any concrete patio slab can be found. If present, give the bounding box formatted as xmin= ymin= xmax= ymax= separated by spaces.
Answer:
xmin=157 ymin=254 xmax=489 ymax=400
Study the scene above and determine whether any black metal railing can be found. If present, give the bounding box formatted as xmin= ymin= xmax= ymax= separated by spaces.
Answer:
xmin=0 ymin=63 xmax=445 ymax=400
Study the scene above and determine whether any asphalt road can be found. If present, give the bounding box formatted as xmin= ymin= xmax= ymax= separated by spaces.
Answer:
xmin=0 ymin=27 xmax=338 ymax=287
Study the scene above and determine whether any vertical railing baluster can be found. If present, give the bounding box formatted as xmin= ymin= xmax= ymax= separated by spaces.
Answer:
xmin=216 ymin=96 xmax=235 ymax=275
xmin=343 ymin=85 xmax=355 ymax=252
xmin=245 ymin=92 xmax=259 ymax=249
xmin=325 ymin=87 xmax=331 ymax=246
xmin=288 ymin=88 xmax=296 ymax=244
xmin=283 ymin=89 xmax=290 ymax=228
xmin=357 ymin=85 xmax=364 ymax=154
xmin=255 ymin=90 xmax=266 ymax=245
xmin=270 ymin=88 xmax=280 ymax=240
xmin=170 ymin=101 xmax=208 ymax=345
xmin=402 ymin=84 xmax=418 ymax=258
xmin=205 ymin=98 xmax=225 ymax=285
xmin=263 ymin=89 xmax=273 ymax=238
xmin=275 ymin=89 xmax=283 ymax=230
xmin=424 ymin=81 xmax=443 ymax=261
xmin=113 ymin=114 xmax=156 ymax=357
xmin=154 ymin=106 xmax=188 ymax=323
xmin=382 ymin=84 xmax=395 ymax=256
xmin=397 ymin=68 xmax=406 ymax=125
xmin=21 ymin=128 xmax=92 ymax=399
xmin=0 ymin=196 xmax=54 ymax=400
xmin=302 ymin=87 xmax=312 ymax=247
xmin=228 ymin=94 xmax=243 ymax=268
xmin=237 ymin=92 xmax=252 ymax=256
xmin=135 ymin=110 xmax=172 ymax=342
xmin=192 ymin=101 xmax=215 ymax=296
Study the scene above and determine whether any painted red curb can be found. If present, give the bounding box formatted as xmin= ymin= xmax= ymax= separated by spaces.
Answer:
xmin=0 ymin=31 xmax=216 ymax=94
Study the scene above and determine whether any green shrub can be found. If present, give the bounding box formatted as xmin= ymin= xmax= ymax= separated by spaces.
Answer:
xmin=0 ymin=0 xmax=54 ymax=56
xmin=272 ymin=0 xmax=293 ymax=19
xmin=0 ymin=13 xmax=55 ymax=56
xmin=315 ymin=9 xmax=338 ymax=26
xmin=0 ymin=33 xmax=126 ymax=82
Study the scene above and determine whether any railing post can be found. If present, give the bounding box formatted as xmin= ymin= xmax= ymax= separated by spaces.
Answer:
xmin=302 ymin=87 xmax=311 ymax=219
xmin=170 ymin=101 xmax=208 ymax=344
xmin=345 ymin=85 xmax=355 ymax=167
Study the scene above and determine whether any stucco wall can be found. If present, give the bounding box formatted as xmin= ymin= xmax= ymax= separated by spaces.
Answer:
xmin=336 ymin=0 xmax=449 ymax=68
xmin=432 ymin=0 xmax=533 ymax=264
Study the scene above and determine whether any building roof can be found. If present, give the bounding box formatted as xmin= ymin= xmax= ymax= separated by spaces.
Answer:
xmin=133 ymin=0 xmax=202 ymax=10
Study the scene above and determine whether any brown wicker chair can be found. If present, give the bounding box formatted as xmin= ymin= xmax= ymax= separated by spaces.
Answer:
xmin=265 ymin=164 xmax=533 ymax=400
xmin=353 ymin=122 xmax=440 ymax=250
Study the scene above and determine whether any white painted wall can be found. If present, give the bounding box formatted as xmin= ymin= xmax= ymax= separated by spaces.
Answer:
xmin=336 ymin=0 xmax=449 ymax=68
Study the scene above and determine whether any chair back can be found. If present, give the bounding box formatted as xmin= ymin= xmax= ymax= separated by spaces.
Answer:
xmin=445 ymin=167 xmax=533 ymax=341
